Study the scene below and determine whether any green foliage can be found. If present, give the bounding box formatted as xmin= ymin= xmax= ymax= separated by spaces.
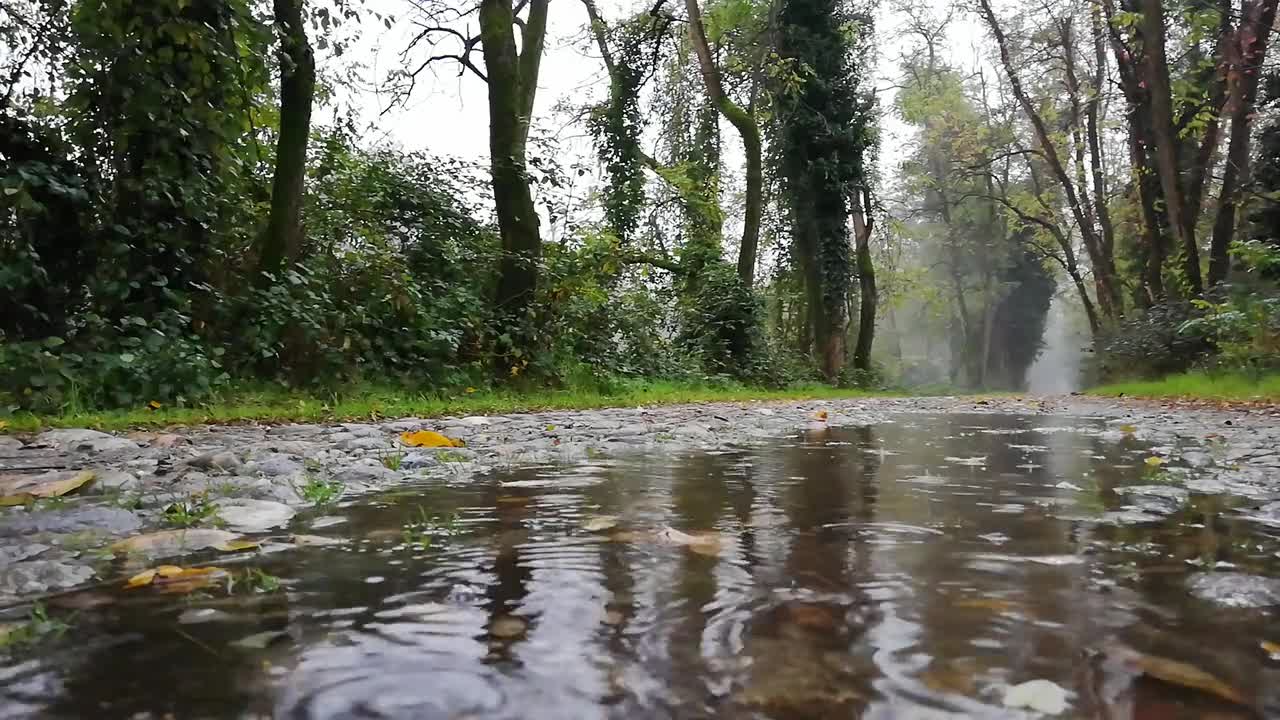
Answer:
xmin=295 ymin=473 xmax=344 ymax=505
xmin=677 ymin=261 xmax=772 ymax=382
xmin=0 ymin=604 xmax=72 ymax=654
xmin=161 ymin=492 xmax=220 ymax=528
xmin=401 ymin=507 xmax=462 ymax=547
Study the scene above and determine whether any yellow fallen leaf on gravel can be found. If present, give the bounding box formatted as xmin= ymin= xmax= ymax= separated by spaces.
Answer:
xmin=399 ymin=430 xmax=465 ymax=448
xmin=0 ymin=470 xmax=95 ymax=505
xmin=1144 ymin=456 xmax=1165 ymax=467
xmin=814 ymin=410 xmax=828 ymax=421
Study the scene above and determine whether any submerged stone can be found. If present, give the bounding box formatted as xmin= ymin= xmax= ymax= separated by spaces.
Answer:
xmin=1187 ymin=572 xmax=1280 ymax=608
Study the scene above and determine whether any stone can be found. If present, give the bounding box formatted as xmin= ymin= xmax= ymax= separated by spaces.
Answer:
xmin=188 ymin=450 xmax=244 ymax=472
xmin=1187 ymin=572 xmax=1280 ymax=608
xmin=89 ymin=469 xmax=141 ymax=492
xmin=0 ymin=506 xmax=143 ymax=537
xmin=0 ymin=560 xmax=94 ymax=595
xmin=332 ymin=464 xmax=401 ymax=488
xmin=35 ymin=428 xmax=139 ymax=454
xmin=0 ymin=543 xmax=50 ymax=566
xmin=0 ymin=436 xmax=23 ymax=453
xmin=216 ymin=499 xmax=296 ymax=533
xmin=336 ymin=437 xmax=388 ymax=451
xmin=243 ymin=454 xmax=304 ymax=477
xmin=1113 ymin=485 xmax=1190 ymax=514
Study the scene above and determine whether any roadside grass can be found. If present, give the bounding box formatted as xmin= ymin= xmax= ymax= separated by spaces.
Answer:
xmin=1 ymin=379 xmax=900 ymax=433
xmin=1090 ymin=370 xmax=1280 ymax=402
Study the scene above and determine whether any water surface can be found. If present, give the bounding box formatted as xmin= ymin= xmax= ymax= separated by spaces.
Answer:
xmin=4 ymin=413 xmax=1279 ymax=719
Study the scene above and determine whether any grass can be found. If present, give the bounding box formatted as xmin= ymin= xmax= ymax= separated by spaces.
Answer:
xmin=161 ymin=492 xmax=220 ymax=528
xmin=1090 ymin=370 xmax=1280 ymax=403
xmin=401 ymin=506 xmax=462 ymax=547
xmin=294 ymin=473 xmax=344 ymax=505
xmin=0 ymin=604 xmax=72 ymax=654
xmin=0 ymin=380 xmax=893 ymax=433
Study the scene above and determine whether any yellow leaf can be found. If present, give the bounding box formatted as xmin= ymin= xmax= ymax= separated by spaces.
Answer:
xmin=0 ymin=420 xmax=8 ymax=431
xmin=1144 ymin=456 xmax=1165 ymax=467
xmin=0 ymin=470 xmax=95 ymax=505
xmin=155 ymin=565 xmax=185 ymax=577
xmin=214 ymin=539 xmax=261 ymax=552
xmin=814 ymin=410 xmax=829 ymax=421
xmin=1263 ymin=640 xmax=1280 ymax=658
xmin=399 ymin=430 xmax=464 ymax=448
xmin=111 ymin=528 xmax=242 ymax=557
xmin=147 ymin=400 xmax=162 ymax=410
xmin=464 ymin=387 xmax=477 ymax=394
xmin=126 ymin=569 xmax=159 ymax=588
xmin=1119 ymin=424 xmax=1137 ymax=434
xmin=509 ymin=365 xmax=522 ymax=377
xmin=1104 ymin=644 xmax=1248 ymax=706
xmin=954 ymin=597 xmax=1020 ymax=613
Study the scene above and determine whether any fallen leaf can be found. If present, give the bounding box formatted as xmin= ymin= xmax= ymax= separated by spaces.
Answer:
xmin=1119 ymin=424 xmax=1137 ymax=434
xmin=1263 ymin=641 xmax=1280 ymax=659
xmin=125 ymin=564 xmax=227 ymax=593
xmin=216 ymin=539 xmax=262 ymax=552
xmin=0 ymin=470 xmax=95 ymax=505
xmin=582 ymin=515 xmax=619 ymax=532
xmin=655 ymin=527 xmax=723 ymax=556
xmin=147 ymin=400 xmax=162 ymax=411
xmin=1103 ymin=644 xmax=1247 ymax=706
xmin=1144 ymin=456 xmax=1166 ymax=467
xmin=814 ymin=410 xmax=828 ymax=421
xmin=111 ymin=529 xmax=244 ymax=558
xmin=0 ymin=420 xmax=8 ymax=431
xmin=399 ymin=430 xmax=464 ymax=448
xmin=464 ymin=387 xmax=477 ymax=394
xmin=954 ymin=597 xmax=1020 ymax=613
xmin=1003 ymin=679 xmax=1068 ymax=715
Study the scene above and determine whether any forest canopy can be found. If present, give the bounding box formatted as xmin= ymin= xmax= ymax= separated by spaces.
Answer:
xmin=1 ymin=0 xmax=1278 ymax=413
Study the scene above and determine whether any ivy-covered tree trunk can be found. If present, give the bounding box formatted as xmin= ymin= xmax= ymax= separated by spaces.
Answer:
xmin=258 ymin=0 xmax=315 ymax=276
xmin=479 ymin=0 xmax=548 ymax=365
xmin=684 ymin=0 xmax=763 ymax=288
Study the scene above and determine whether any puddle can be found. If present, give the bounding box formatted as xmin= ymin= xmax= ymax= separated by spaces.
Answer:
xmin=3 ymin=413 xmax=1280 ymax=718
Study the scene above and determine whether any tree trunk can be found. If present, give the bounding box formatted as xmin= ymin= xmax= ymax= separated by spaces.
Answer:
xmin=851 ymin=188 xmax=876 ymax=374
xmin=480 ymin=0 xmax=548 ymax=357
xmin=1138 ymin=0 xmax=1204 ymax=294
xmin=258 ymin=0 xmax=315 ymax=277
xmin=684 ymin=0 xmax=763 ymax=287
xmin=1209 ymin=0 xmax=1278 ymax=286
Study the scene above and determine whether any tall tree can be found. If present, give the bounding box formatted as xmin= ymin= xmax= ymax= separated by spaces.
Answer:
xmin=684 ymin=0 xmax=764 ymax=287
xmin=776 ymin=0 xmax=876 ymax=381
xmin=258 ymin=0 xmax=316 ymax=276
xmin=479 ymin=0 xmax=549 ymax=361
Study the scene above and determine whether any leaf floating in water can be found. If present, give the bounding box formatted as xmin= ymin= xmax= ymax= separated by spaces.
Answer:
xmin=655 ymin=527 xmax=723 ymax=556
xmin=125 ymin=564 xmax=227 ymax=593
xmin=0 ymin=470 xmax=95 ymax=505
xmin=1102 ymin=644 xmax=1248 ymax=706
xmin=1003 ymin=679 xmax=1068 ymax=715
xmin=399 ymin=430 xmax=465 ymax=448
xmin=954 ymin=597 xmax=1020 ymax=613
xmin=582 ymin=515 xmax=619 ymax=532
xmin=1263 ymin=641 xmax=1280 ymax=660
xmin=944 ymin=456 xmax=987 ymax=466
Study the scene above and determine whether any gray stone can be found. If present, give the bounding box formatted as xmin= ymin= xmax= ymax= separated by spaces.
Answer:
xmin=244 ymin=454 xmax=304 ymax=477
xmin=0 ymin=543 xmax=50 ymax=566
xmin=339 ymin=424 xmax=383 ymax=437
xmin=35 ymin=428 xmax=139 ymax=454
xmin=1187 ymin=572 xmax=1280 ymax=608
xmin=89 ymin=469 xmax=141 ymax=492
xmin=0 ymin=436 xmax=23 ymax=453
xmin=0 ymin=506 xmax=143 ymax=537
xmin=1246 ymin=501 xmax=1280 ymax=527
xmin=1113 ymin=485 xmax=1190 ymax=513
xmin=400 ymin=452 xmax=439 ymax=470
xmin=332 ymin=464 xmax=401 ymax=488
xmin=216 ymin=498 xmax=296 ymax=533
xmin=336 ymin=436 xmax=389 ymax=451
xmin=188 ymin=450 xmax=244 ymax=472
xmin=0 ymin=560 xmax=94 ymax=595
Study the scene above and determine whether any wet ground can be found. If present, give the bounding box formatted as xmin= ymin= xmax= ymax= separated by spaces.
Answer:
xmin=3 ymin=399 xmax=1280 ymax=718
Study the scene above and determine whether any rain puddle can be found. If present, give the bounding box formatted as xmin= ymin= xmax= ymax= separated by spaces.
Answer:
xmin=4 ymin=413 xmax=1280 ymax=718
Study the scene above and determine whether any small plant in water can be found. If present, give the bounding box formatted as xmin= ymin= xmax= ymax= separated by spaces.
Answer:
xmin=400 ymin=506 xmax=462 ymax=547
xmin=162 ymin=492 xmax=219 ymax=528
xmin=230 ymin=568 xmax=282 ymax=594
xmin=295 ymin=473 xmax=343 ymax=505
xmin=379 ymin=449 xmax=405 ymax=471
xmin=0 ymin=603 xmax=72 ymax=653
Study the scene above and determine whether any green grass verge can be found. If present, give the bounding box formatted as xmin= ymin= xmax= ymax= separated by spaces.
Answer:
xmin=1 ymin=380 xmax=896 ymax=433
xmin=1089 ymin=370 xmax=1280 ymax=402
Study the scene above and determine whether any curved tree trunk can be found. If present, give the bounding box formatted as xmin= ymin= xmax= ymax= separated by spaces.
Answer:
xmin=684 ymin=0 xmax=763 ymax=288
xmin=258 ymin=0 xmax=315 ymax=277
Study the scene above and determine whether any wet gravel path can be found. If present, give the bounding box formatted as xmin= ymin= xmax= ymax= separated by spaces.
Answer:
xmin=2 ymin=395 xmax=1278 ymax=604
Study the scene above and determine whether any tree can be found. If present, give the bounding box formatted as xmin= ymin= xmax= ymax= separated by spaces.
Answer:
xmin=258 ymin=0 xmax=316 ymax=277
xmin=684 ymin=0 xmax=764 ymax=287
xmin=775 ymin=0 xmax=876 ymax=381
